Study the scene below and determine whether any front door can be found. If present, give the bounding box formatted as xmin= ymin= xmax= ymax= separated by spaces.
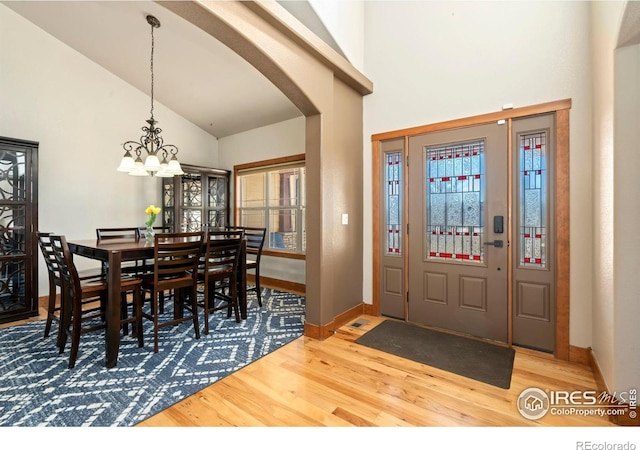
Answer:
xmin=408 ymin=123 xmax=508 ymax=342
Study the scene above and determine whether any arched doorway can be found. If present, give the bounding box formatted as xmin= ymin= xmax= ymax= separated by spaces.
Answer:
xmin=160 ymin=1 xmax=373 ymax=335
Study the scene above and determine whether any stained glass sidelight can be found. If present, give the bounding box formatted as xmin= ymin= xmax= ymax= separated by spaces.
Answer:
xmin=385 ymin=152 xmax=402 ymax=255
xmin=425 ymin=141 xmax=485 ymax=263
xmin=519 ymin=132 xmax=547 ymax=267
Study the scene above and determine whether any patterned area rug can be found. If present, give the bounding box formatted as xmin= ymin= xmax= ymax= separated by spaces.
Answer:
xmin=0 ymin=288 xmax=305 ymax=426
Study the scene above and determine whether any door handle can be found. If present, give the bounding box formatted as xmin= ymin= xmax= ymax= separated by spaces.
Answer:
xmin=483 ymin=240 xmax=504 ymax=248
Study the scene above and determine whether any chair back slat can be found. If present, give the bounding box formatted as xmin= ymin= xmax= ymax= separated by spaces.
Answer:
xmin=226 ymin=226 xmax=265 ymax=257
xmin=37 ymin=232 xmax=61 ymax=281
xmin=96 ymin=227 xmax=140 ymax=240
xmin=49 ymin=235 xmax=83 ymax=307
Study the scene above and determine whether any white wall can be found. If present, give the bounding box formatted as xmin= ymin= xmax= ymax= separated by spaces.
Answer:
xmin=308 ymin=0 xmax=365 ymax=72
xmin=613 ymin=42 xmax=640 ymax=394
xmin=591 ymin=0 xmax=640 ymax=396
xmin=0 ymin=5 xmax=218 ymax=296
xmin=218 ymin=116 xmax=305 ymax=169
xmin=218 ymin=116 xmax=306 ymax=284
xmin=590 ymin=0 xmax=625 ymax=399
xmin=362 ymin=1 xmax=594 ymax=347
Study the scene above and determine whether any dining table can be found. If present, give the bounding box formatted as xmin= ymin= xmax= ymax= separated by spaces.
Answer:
xmin=67 ymin=236 xmax=247 ymax=368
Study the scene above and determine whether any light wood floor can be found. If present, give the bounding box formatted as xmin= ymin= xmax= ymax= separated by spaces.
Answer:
xmin=135 ymin=314 xmax=614 ymax=427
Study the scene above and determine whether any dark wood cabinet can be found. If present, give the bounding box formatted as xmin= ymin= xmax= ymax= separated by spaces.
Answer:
xmin=0 ymin=137 xmax=38 ymax=324
xmin=162 ymin=164 xmax=230 ymax=232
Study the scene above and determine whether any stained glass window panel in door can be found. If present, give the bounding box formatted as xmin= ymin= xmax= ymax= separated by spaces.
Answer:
xmin=425 ymin=141 xmax=485 ymax=263
xmin=385 ymin=151 xmax=402 ymax=255
xmin=519 ymin=131 xmax=547 ymax=267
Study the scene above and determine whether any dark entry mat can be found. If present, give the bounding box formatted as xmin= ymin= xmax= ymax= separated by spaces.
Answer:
xmin=355 ymin=320 xmax=515 ymax=389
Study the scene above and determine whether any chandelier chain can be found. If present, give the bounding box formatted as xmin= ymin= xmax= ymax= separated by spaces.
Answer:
xmin=150 ymin=21 xmax=155 ymax=122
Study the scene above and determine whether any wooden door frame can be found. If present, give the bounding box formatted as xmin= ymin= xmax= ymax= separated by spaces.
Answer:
xmin=371 ymin=99 xmax=571 ymax=360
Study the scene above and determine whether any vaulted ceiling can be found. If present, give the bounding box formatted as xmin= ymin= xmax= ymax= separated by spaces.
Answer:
xmin=4 ymin=1 xmax=336 ymax=138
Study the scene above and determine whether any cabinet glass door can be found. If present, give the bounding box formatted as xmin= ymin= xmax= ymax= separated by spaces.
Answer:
xmin=0 ymin=137 xmax=37 ymax=324
xmin=162 ymin=165 xmax=230 ymax=233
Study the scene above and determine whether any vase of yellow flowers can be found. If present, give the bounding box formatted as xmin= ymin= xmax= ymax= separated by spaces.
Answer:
xmin=144 ymin=204 xmax=161 ymax=244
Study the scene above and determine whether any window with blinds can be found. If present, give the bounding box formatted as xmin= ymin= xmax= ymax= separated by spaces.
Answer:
xmin=235 ymin=155 xmax=306 ymax=254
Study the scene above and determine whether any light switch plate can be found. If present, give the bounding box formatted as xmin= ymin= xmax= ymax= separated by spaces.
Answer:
xmin=341 ymin=213 xmax=349 ymax=225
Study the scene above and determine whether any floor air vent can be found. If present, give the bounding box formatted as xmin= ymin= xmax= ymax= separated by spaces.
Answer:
xmin=349 ymin=319 xmax=370 ymax=328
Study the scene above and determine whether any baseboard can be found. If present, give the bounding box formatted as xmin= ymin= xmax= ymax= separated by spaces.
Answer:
xmin=587 ymin=347 xmax=640 ymax=426
xmin=363 ymin=302 xmax=376 ymax=316
xmin=38 ymin=294 xmax=50 ymax=310
xmin=586 ymin=347 xmax=608 ymax=393
xmin=248 ymin=274 xmax=305 ymax=295
xmin=303 ymin=302 xmax=365 ymax=341
xmin=569 ymin=345 xmax=591 ymax=366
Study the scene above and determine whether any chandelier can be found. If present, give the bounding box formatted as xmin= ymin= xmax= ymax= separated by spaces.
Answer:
xmin=117 ymin=15 xmax=183 ymax=177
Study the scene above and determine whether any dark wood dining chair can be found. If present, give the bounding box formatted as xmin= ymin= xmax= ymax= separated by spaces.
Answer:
xmin=96 ymin=227 xmax=141 ymax=240
xmin=37 ymin=232 xmax=105 ymax=345
xmin=227 ymin=226 xmax=266 ymax=306
xmin=49 ymin=234 xmax=144 ymax=369
xmin=96 ymin=227 xmax=144 ymax=273
xmin=95 ymin=226 xmax=149 ymax=332
xmin=137 ymin=225 xmax=172 ymax=275
xmin=198 ymin=230 xmax=244 ymax=335
xmin=141 ymin=231 xmax=204 ymax=353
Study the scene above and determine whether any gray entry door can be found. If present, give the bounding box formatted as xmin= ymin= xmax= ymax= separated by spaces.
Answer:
xmin=408 ymin=122 xmax=508 ymax=342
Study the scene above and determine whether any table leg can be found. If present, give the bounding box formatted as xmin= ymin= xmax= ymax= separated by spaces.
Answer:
xmin=105 ymin=250 xmax=121 ymax=368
